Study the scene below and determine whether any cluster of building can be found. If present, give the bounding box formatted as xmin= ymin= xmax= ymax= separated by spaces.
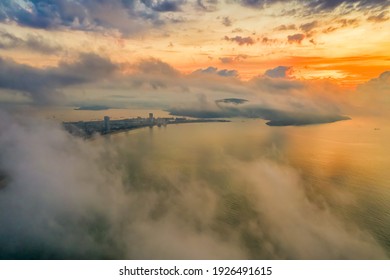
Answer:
xmin=63 ymin=113 xmax=195 ymax=137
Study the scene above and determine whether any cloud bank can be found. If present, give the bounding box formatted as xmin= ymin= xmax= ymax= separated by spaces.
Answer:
xmin=0 ymin=29 xmax=62 ymax=54
xmin=237 ymin=0 xmax=390 ymax=13
xmin=0 ymin=53 xmax=117 ymax=104
xmin=0 ymin=0 xmax=186 ymax=35
xmin=0 ymin=55 xmax=355 ymax=126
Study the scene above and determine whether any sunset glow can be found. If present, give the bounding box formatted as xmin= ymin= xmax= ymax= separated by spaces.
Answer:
xmin=1 ymin=1 xmax=389 ymax=87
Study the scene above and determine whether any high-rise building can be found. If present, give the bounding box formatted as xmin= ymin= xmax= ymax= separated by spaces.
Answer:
xmin=148 ymin=113 xmax=154 ymax=124
xmin=104 ymin=116 xmax=110 ymax=132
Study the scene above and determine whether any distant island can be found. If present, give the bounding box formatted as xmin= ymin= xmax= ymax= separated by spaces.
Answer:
xmin=63 ymin=113 xmax=230 ymax=138
xmin=265 ymin=115 xmax=351 ymax=126
xmin=170 ymin=99 xmax=351 ymax=127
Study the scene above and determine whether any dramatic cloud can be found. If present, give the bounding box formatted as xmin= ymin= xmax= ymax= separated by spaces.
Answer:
xmin=224 ymin=35 xmax=255 ymax=46
xmin=0 ymin=0 xmax=185 ymax=35
xmin=287 ymin=33 xmax=305 ymax=44
xmin=0 ymin=53 xmax=354 ymax=127
xmin=0 ymin=54 xmax=117 ymax=104
xmin=264 ymin=66 xmax=291 ymax=78
xmin=166 ymin=73 xmax=353 ymax=126
xmin=1 ymin=0 xmax=388 ymax=39
xmin=0 ymin=111 xmax=386 ymax=259
xmin=0 ymin=29 xmax=62 ymax=54
xmin=237 ymin=0 xmax=390 ymax=13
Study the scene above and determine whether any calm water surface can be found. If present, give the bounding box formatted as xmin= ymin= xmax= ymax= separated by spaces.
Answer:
xmin=103 ymin=115 xmax=390 ymax=258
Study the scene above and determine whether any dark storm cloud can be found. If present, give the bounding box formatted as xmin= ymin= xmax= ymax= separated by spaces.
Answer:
xmin=264 ymin=66 xmax=291 ymax=78
xmin=287 ymin=33 xmax=305 ymax=44
xmin=224 ymin=35 xmax=255 ymax=45
xmin=0 ymin=0 xmax=185 ymax=35
xmin=0 ymin=29 xmax=62 ymax=54
xmin=57 ymin=58 xmax=352 ymax=127
xmin=0 ymin=53 xmax=117 ymax=104
xmin=0 ymin=0 xmax=90 ymax=29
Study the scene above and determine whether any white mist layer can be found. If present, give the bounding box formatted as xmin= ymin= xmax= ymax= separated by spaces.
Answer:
xmin=0 ymin=111 xmax=387 ymax=259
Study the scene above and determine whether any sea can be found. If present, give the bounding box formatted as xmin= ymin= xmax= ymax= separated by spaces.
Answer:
xmin=5 ymin=106 xmax=390 ymax=259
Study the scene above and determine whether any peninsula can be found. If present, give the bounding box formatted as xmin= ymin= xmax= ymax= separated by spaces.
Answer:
xmin=63 ymin=113 xmax=230 ymax=138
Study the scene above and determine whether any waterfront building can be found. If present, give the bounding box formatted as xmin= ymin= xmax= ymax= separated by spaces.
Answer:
xmin=148 ymin=113 xmax=154 ymax=124
xmin=104 ymin=116 xmax=110 ymax=133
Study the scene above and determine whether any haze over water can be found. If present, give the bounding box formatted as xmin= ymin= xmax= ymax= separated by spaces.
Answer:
xmin=0 ymin=106 xmax=389 ymax=259
xmin=106 ymin=116 xmax=390 ymax=259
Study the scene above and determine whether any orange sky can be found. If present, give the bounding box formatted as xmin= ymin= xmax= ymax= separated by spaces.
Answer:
xmin=0 ymin=1 xmax=389 ymax=87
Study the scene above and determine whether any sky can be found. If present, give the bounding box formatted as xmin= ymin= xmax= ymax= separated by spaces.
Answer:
xmin=1 ymin=1 xmax=389 ymax=82
xmin=0 ymin=0 xmax=389 ymax=119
